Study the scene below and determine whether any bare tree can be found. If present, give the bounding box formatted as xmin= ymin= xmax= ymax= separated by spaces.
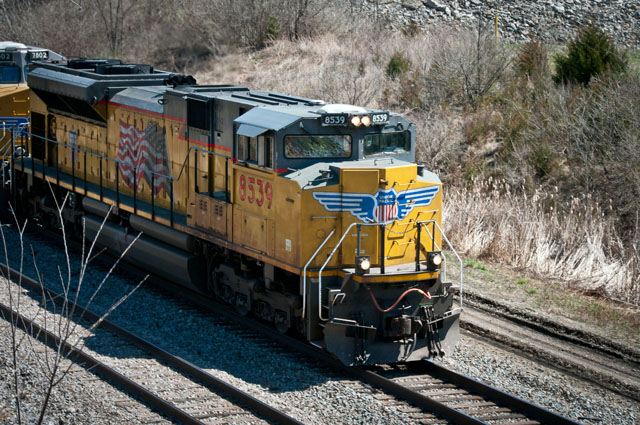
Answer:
xmin=1 ymin=206 xmax=28 ymax=424
xmin=92 ymin=0 xmax=138 ymax=57
xmin=317 ymin=54 xmax=382 ymax=107
xmin=1 ymin=186 xmax=146 ymax=425
xmin=426 ymin=20 xmax=513 ymax=108
xmin=174 ymin=0 xmax=350 ymax=54
xmin=0 ymin=0 xmax=38 ymax=41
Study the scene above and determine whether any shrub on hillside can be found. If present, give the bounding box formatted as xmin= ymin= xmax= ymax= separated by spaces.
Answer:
xmin=500 ymin=70 xmax=640 ymax=245
xmin=515 ymin=38 xmax=549 ymax=80
xmin=553 ymin=25 xmax=627 ymax=85
xmin=386 ymin=53 xmax=411 ymax=78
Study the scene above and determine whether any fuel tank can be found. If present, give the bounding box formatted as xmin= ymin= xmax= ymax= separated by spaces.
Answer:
xmin=83 ymin=214 xmax=207 ymax=292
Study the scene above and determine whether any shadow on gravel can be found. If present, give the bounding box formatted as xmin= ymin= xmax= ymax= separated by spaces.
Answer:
xmin=80 ymin=281 xmax=331 ymax=393
xmin=3 ymin=224 xmax=331 ymax=393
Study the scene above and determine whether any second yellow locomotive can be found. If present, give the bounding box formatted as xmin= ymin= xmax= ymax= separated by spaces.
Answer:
xmin=15 ymin=59 xmax=462 ymax=365
xmin=0 ymin=41 xmax=65 ymax=160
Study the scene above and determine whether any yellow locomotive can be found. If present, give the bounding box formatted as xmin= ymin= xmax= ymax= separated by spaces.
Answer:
xmin=14 ymin=59 xmax=462 ymax=365
xmin=0 ymin=42 xmax=65 ymax=161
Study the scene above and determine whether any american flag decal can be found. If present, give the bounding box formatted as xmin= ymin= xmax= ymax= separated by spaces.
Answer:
xmin=117 ymin=120 xmax=170 ymax=195
xmin=375 ymin=203 xmax=398 ymax=223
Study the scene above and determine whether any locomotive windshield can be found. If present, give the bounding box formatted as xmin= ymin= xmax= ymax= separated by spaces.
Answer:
xmin=0 ymin=65 xmax=21 ymax=83
xmin=364 ymin=131 xmax=410 ymax=157
xmin=285 ymin=135 xmax=352 ymax=158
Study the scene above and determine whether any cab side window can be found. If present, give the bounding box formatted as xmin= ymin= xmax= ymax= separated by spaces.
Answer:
xmin=248 ymin=137 xmax=258 ymax=163
xmin=238 ymin=134 xmax=274 ymax=169
xmin=263 ymin=136 xmax=273 ymax=168
xmin=238 ymin=135 xmax=248 ymax=161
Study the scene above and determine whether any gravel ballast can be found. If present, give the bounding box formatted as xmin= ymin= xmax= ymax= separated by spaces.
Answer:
xmin=0 ymin=222 xmax=638 ymax=424
xmin=440 ymin=335 xmax=639 ymax=425
xmin=0 ymin=319 xmax=168 ymax=425
xmin=0 ymin=225 xmax=423 ymax=424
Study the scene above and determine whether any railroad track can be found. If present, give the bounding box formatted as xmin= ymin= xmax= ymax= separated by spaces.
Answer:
xmin=149 ymin=269 xmax=582 ymax=425
xmin=460 ymin=292 xmax=640 ymax=402
xmin=463 ymin=291 xmax=640 ymax=364
xmin=7 ymin=226 xmax=583 ymax=424
xmin=370 ymin=362 xmax=577 ymax=425
xmin=0 ymin=264 xmax=302 ymax=425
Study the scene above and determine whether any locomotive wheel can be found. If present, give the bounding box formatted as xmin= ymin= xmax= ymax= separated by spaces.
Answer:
xmin=234 ymin=293 xmax=250 ymax=316
xmin=217 ymin=284 xmax=234 ymax=305
xmin=45 ymin=212 xmax=60 ymax=229
xmin=274 ymin=310 xmax=290 ymax=334
xmin=254 ymin=300 xmax=273 ymax=322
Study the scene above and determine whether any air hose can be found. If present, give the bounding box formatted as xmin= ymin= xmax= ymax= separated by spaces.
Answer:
xmin=366 ymin=287 xmax=431 ymax=313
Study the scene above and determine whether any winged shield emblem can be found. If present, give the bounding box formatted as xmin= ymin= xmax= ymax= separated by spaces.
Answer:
xmin=313 ymin=186 xmax=439 ymax=223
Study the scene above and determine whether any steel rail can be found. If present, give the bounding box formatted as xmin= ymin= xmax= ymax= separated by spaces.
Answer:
xmin=462 ymin=291 xmax=640 ymax=365
xmin=0 ymin=263 xmax=304 ymax=425
xmin=0 ymin=299 xmax=207 ymax=425
xmin=415 ymin=359 xmax=583 ymax=425
xmin=167 ymin=279 xmax=484 ymax=424
xmin=153 ymin=275 xmax=583 ymax=425
xmin=460 ymin=294 xmax=640 ymax=403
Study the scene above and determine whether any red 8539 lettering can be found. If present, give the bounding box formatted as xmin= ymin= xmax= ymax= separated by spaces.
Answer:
xmin=238 ymin=174 xmax=272 ymax=209
xmin=239 ymin=175 xmax=247 ymax=201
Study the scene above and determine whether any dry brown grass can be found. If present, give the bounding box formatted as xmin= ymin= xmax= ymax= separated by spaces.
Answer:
xmin=444 ymin=179 xmax=639 ymax=305
xmin=4 ymin=3 xmax=637 ymax=306
xmin=194 ymin=28 xmax=455 ymax=108
xmin=195 ymin=28 xmax=639 ymax=305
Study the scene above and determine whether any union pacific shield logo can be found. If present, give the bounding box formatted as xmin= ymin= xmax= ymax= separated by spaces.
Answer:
xmin=313 ymin=186 xmax=439 ymax=223
xmin=0 ymin=117 xmax=29 ymax=137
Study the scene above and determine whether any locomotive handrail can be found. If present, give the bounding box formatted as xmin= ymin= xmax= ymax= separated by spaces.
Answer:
xmin=22 ymin=132 xmax=232 ymax=222
xmin=301 ymin=229 xmax=336 ymax=319
xmin=26 ymin=132 xmax=230 ymax=182
xmin=418 ymin=220 xmax=463 ymax=309
xmin=317 ymin=221 xmax=383 ymax=321
xmin=315 ymin=219 xmax=455 ymax=321
xmin=5 ymin=128 xmax=28 ymax=193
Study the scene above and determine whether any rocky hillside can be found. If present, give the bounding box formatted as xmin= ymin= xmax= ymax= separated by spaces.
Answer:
xmin=364 ymin=0 xmax=640 ymax=47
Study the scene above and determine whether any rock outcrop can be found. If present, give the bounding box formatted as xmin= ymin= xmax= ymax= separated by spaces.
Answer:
xmin=362 ymin=0 xmax=640 ymax=47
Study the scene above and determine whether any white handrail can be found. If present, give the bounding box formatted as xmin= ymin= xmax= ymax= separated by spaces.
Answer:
xmin=301 ymin=229 xmax=335 ymax=319
xmin=305 ymin=218 xmax=463 ymax=323
xmin=317 ymin=222 xmax=382 ymax=321
xmin=420 ymin=220 xmax=463 ymax=308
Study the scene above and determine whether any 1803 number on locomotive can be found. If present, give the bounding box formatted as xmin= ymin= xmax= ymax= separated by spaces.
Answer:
xmin=238 ymin=174 xmax=273 ymax=208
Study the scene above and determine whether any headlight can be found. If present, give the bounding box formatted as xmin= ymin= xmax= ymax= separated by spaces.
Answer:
xmin=356 ymin=255 xmax=371 ymax=274
xmin=361 ymin=115 xmax=371 ymax=127
xmin=350 ymin=115 xmax=362 ymax=127
xmin=427 ymin=252 xmax=443 ymax=270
